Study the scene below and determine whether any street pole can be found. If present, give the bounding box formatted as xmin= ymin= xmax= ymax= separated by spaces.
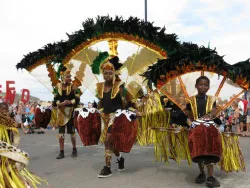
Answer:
xmin=145 ymin=0 xmax=147 ymax=22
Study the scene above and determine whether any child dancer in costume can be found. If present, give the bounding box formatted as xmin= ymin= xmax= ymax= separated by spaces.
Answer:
xmin=94 ymin=56 xmax=139 ymax=178
xmin=53 ymin=68 xmax=81 ymax=159
xmin=186 ymin=76 xmax=221 ymax=187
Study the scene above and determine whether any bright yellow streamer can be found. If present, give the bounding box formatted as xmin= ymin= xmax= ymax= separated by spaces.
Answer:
xmin=137 ymin=91 xmax=168 ymax=145
xmin=219 ymin=133 xmax=246 ymax=172
xmin=153 ymin=129 xmax=191 ymax=165
xmin=0 ymin=156 xmax=48 ymax=188
xmin=0 ymin=125 xmax=18 ymax=144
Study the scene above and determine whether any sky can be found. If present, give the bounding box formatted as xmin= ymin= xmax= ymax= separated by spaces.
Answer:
xmin=0 ymin=0 xmax=250 ymax=103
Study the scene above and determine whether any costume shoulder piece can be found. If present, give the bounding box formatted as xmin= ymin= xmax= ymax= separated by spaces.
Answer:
xmin=96 ymin=80 xmax=123 ymax=99
xmin=112 ymin=80 xmax=123 ymax=99
xmin=54 ymin=82 xmax=73 ymax=96
xmin=96 ymin=82 xmax=104 ymax=99
xmin=186 ymin=95 xmax=217 ymax=120
xmin=54 ymin=82 xmax=63 ymax=96
xmin=206 ymin=95 xmax=217 ymax=113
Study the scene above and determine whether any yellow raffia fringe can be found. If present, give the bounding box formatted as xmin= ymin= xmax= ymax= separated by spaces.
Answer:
xmin=0 ymin=125 xmax=18 ymax=144
xmin=219 ymin=133 xmax=246 ymax=172
xmin=153 ymin=129 xmax=192 ymax=165
xmin=20 ymin=168 xmax=48 ymax=188
xmin=137 ymin=92 xmax=168 ymax=146
xmin=1 ymin=157 xmax=22 ymax=188
xmin=8 ymin=165 xmax=26 ymax=188
xmin=0 ymin=156 xmax=48 ymax=188
xmin=0 ymin=160 xmax=5 ymax=188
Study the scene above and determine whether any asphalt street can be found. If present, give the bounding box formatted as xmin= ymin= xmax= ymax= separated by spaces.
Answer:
xmin=19 ymin=130 xmax=250 ymax=188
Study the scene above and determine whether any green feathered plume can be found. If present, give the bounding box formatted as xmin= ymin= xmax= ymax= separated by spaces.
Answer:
xmin=52 ymin=87 xmax=59 ymax=95
xmin=55 ymin=63 xmax=66 ymax=79
xmin=91 ymin=51 xmax=109 ymax=74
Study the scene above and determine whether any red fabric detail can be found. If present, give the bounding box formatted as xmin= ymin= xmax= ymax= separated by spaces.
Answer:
xmin=112 ymin=114 xmax=138 ymax=153
xmin=21 ymin=89 xmax=30 ymax=104
xmin=5 ymin=81 xmax=16 ymax=104
xmin=34 ymin=108 xmax=51 ymax=128
xmin=188 ymin=124 xmax=222 ymax=162
xmin=242 ymin=100 xmax=248 ymax=113
xmin=76 ymin=112 xmax=101 ymax=146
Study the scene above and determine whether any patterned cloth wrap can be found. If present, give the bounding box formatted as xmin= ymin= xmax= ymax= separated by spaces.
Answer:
xmin=34 ymin=105 xmax=51 ymax=129
xmin=111 ymin=109 xmax=138 ymax=153
xmin=188 ymin=118 xmax=222 ymax=164
xmin=75 ymin=108 xmax=101 ymax=146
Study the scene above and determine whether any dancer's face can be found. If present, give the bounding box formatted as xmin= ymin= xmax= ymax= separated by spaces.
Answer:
xmin=195 ymin=79 xmax=209 ymax=95
xmin=64 ymin=74 xmax=72 ymax=84
xmin=103 ymin=70 xmax=114 ymax=82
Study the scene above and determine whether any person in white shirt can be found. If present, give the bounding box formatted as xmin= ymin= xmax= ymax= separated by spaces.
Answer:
xmin=237 ymin=98 xmax=245 ymax=132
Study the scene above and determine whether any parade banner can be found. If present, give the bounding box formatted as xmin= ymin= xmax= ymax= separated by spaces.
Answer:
xmin=0 ymin=81 xmax=30 ymax=104
xmin=21 ymin=89 xmax=30 ymax=104
xmin=5 ymin=81 xmax=16 ymax=104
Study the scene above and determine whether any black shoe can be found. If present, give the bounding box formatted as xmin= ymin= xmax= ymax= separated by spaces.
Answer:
xmin=71 ymin=150 xmax=77 ymax=158
xmin=195 ymin=173 xmax=206 ymax=184
xmin=98 ymin=166 xmax=112 ymax=178
xmin=56 ymin=152 xmax=64 ymax=159
xmin=117 ymin=157 xmax=125 ymax=171
xmin=206 ymin=176 xmax=220 ymax=187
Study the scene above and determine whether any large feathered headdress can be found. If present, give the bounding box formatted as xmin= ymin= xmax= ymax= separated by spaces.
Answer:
xmin=91 ymin=52 xmax=123 ymax=75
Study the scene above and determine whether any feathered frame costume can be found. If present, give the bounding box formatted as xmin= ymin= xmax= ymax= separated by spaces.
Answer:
xmin=142 ymin=42 xmax=248 ymax=172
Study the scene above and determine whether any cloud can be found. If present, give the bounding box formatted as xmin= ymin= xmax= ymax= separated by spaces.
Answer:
xmin=210 ymin=31 xmax=250 ymax=64
xmin=171 ymin=0 xmax=250 ymax=64
xmin=1 ymin=0 xmax=250 ymax=101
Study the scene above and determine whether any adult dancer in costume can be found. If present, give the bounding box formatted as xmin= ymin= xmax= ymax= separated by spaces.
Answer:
xmin=94 ymin=56 xmax=139 ymax=178
xmin=0 ymin=102 xmax=46 ymax=188
xmin=186 ymin=76 xmax=221 ymax=187
xmin=53 ymin=68 xmax=81 ymax=159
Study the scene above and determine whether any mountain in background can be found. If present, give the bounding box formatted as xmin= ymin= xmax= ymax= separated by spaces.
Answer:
xmin=1 ymin=92 xmax=40 ymax=103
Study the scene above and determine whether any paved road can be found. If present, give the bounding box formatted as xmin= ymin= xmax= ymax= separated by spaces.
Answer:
xmin=19 ymin=130 xmax=250 ymax=188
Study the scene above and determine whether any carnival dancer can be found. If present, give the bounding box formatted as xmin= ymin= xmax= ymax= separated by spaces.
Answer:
xmin=92 ymin=55 xmax=139 ymax=178
xmin=0 ymin=102 xmax=46 ymax=188
xmin=53 ymin=67 xmax=81 ymax=159
xmin=186 ymin=76 xmax=221 ymax=187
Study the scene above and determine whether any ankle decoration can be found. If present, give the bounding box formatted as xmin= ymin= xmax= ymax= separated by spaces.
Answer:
xmin=105 ymin=150 xmax=112 ymax=157
xmin=57 ymin=134 xmax=65 ymax=139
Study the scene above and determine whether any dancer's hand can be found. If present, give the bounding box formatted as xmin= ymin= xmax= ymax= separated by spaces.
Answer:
xmin=58 ymin=101 xmax=67 ymax=107
xmin=64 ymin=100 xmax=72 ymax=105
